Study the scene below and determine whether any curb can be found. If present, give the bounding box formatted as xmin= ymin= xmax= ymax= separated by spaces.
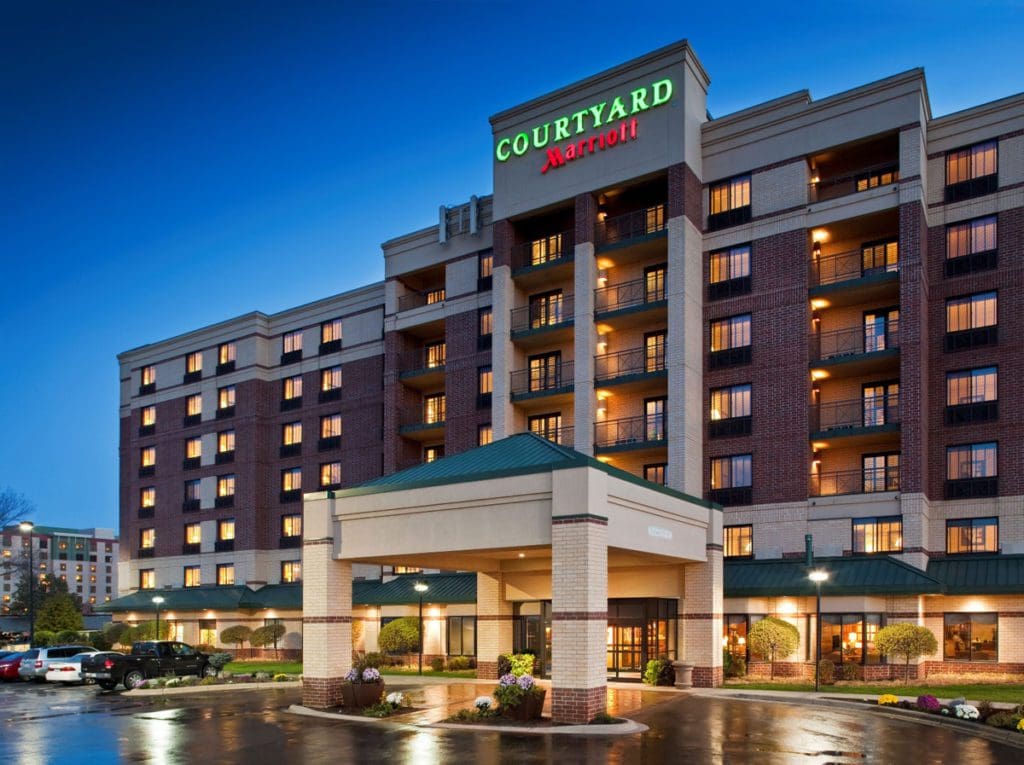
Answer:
xmin=127 ymin=681 xmax=301 ymax=696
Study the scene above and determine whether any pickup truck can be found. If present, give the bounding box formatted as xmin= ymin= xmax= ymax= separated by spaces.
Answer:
xmin=81 ymin=641 xmax=217 ymax=690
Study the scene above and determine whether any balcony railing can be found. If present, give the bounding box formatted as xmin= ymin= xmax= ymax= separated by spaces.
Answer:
xmin=811 ymin=396 xmax=900 ymax=432
xmin=595 ymin=204 xmax=666 ymax=247
xmin=594 ymin=415 xmax=666 ymax=449
xmin=811 ymin=249 xmax=899 ymax=287
xmin=594 ymin=347 xmax=665 ymax=383
xmin=810 ymin=466 xmax=900 ymax=497
xmin=595 ymin=277 xmax=665 ymax=314
xmin=397 ymin=287 xmax=446 ymax=312
xmin=510 ymin=360 xmax=574 ymax=397
xmin=510 ymin=295 xmax=575 ymax=334
xmin=813 ymin=162 xmax=899 ymax=202
xmin=399 ymin=347 xmax=447 ymax=376
xmin=530 ymin=426 xmax=574 ymax=447
xmin=512 ymin=230 xmax=575 ymax=271
xmin=811 ymin=321 xmax=899 ymax=361
xmin=399 ymin=403 xmax=446 ymax=429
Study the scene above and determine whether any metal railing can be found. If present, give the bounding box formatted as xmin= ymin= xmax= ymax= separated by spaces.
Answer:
xmin=594 ymin=347 xmax=665 ymax=382
xmin=810 ymin=466 xmax=900 ymax=497
xmin=811 ymin=396 xmax=900 ymax=432
xmin=595 ymin=204 xmax=666 ymax=247
xmin=510 ymin=294 xmax=575 ymax=334
xmin=530 ymin=426 xmax=574 ymax=447
xmin=811 ymin=249 xmax=899 ymax=286
xmin=812 ymin=162 xmax=899 ymax=202
xmin=399 ymin=346 xmax=446 ymax=375
xmin=594 ymin=415 xmax=666 ymax=448
xmin=510 ymin=360 xmax=574 ymax=396
xmin=595 ymin=276 xmax=665 ymax=314
xmin=811 ymin=321 xmax=899 ymax=361
xmin=512 ymin=230 xmax=575 ymax=271
xmin=399 ymin=402 xmax=446 ymax=428
xmin=397 ymin=287 xmax=446 ymax=312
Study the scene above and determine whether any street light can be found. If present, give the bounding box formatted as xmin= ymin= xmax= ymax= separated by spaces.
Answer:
xmin=152 ymin=596 xmax=165 ymax=640
xmin=18 ymin=521 xmax=34 ymax=647
xmin=413 ymin=580 xmax=429 ymax=675
xmin=808 ymin=569 xmax=829 ymax=692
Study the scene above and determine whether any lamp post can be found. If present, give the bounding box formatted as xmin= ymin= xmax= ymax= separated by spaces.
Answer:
xmin=19 ymin=521 xmax=34 ymax=647
xmin=413 ymin=580 xmax=429 ymax=675
xmin=808 ymin=569 xmax=829 ymax=692
xmin=152 ymin=596 xmax=165 ymax=640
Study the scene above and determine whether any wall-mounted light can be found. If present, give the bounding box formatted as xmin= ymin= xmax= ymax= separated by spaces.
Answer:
xmin=597 ymin=332 xmax=609 ymax=352
xmin=810 ymin=369 xmax=830 ymax=381
xmin=810 ymin=298 xmax=830 ymax=310
xmin=811 ymin=228 xmax=829 ymax=244
xmin=597 ymin=269 xmax=608 ymax=286
xmin=812 ymin=450 xmax=822 ymax=467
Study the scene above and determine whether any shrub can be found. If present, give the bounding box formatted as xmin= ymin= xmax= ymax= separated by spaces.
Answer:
xmin=32 ymin=630 xmax=56 ymax=648
xmin=219 ymin=626 xmax=252 ymax=653
xmin=642 ymin=658 xmax=675 ymax=686
xmin=207 ymin=652 xmax=233 ymax=673
xmin=430 ymin=657 xmax=444 ymax=672
xmin=839 ymin=663 xmax=860 ymax=681
xmin=377 ymin=617 xmax=420 ymax=655
xmin=728 ymin=655 xmax=746 ymax=678
xmin=165 ymin=678 xmax=181 ymax=688
xmin=976 ymin=700 xmax=994 ymax=720
xmin=747 ymin=618 xmax=799 ymax=680
xmin=104 ymin=621 xmax=129 ymax=647
xmin=589 ymin=712 xmax=622 ymax=725
xmin=818 ymin=659 xmax=835 ymax=685
xmin=89 ymin=632 xmax=113 ymax=651
xmin=250 ymin=623 xmax=287 ymax=651
xmin=56 ymin=629 xmax=82 ymax=644
xmin=498 ymin=653 xmax=535 ymax=678
xmin=200 ymin=676 xmax=218 ymax=686
xmin=196 ymin=644 xmax=217 ymax=655
xmin=984 ymin=711 xmax=1021 ymax=730
xmin=361 ymin=652 xmax=387 ymax=669
xmin=178 ymin=676 xmax=198 ymax=687
xmin=916 ymin=694 xmax=941 ymax=713
xmin=875 ymin=623 xmax=938 ymax=685
xmin=447 ymin=656 xmax=472 ymax=671
xmin=497 ymin=654 xmax=511 ymax=677
xmin=220 ymin=671 xmax=233 ymax=680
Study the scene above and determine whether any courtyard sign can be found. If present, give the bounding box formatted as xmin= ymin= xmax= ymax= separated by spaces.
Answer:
xmin=495 ymin=78 xmax=674 ymax=173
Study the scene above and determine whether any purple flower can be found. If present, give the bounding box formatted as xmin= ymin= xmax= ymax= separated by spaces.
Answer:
xmin=344 ymin=668 xmax=359 ymax=683
xmin=916 ymin=694 xmax=941 ymax=713
xmin=517 ymin=675 xmax=535 ymax=690
xmin=362 ymin=667 xmax=381 ymax=683
xmin=498 ymin=673 xmax=518 ymax=687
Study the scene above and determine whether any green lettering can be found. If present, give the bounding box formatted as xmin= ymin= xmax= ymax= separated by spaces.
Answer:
xmin=512 ymin=132 xmax=530 ymax=156
xmin=607 ymin=96 xmax=627 ymax=121
xmin=651 ymin=78 xmax=673 ymax=106
xmin=532 ymin=123 xmax=550 ymax=149
xmin=588 ymin=102 xmax=607 ymax=128
xmin=495 ymin=137 xmax=512 ymax=162
xmin=554 ymin=117 xmax=570 ymax=141
xmin=630 ymin=87 xmax=649 ymax=113
xmin=571 ymin=109 xmax=588 ymax=134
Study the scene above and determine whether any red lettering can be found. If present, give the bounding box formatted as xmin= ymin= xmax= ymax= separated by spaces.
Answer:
xmin=620 ymin=121 xmax=627 ymax=142
xmin=630 ymin=118 xmax=637 ymax=140
xmin=598 ymin=133 xmax=606 ymax=150
xmin=565 ymin=143 xmax=577 ymax=160
xmin=577 ymin=140 xmax=586 ymax=157
xmin=541 ymin=147 xmax=566 ymax=174
xmin=587 ymin=136 xmax=597 ymax=154
xmin=607 ymin=129 xmax=618 ymax=146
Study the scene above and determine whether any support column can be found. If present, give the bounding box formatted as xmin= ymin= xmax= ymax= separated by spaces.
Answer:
xmin=681 ymin=542 xmax=724 ymax=687
xmin=476 ymin=571 xmax=513 ymax=679
xmin=573 ymin=193 xmax=597 ymax=455
xmin=302 ymin=497 xmax=352 ymax=709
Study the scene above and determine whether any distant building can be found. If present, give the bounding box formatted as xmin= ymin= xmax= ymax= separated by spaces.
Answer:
xmin=1 ymin=526 xmax=119 ymax=614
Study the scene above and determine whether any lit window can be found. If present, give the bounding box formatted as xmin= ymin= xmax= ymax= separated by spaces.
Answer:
xmin=711 ymin=455 xmax=752 ymax=489
xmin=947 ymin=367 xmax=997 ymax=406
xmin=282 ymin=330 xmax=303 ymax=354
xmin=218 ymin=342 xmax=236 ymax=365
xmin=184 ymin=523 xmax=201 ymax=545
xmin=710 ymin=385 xmax=751 ymax=420
xmin=186 ymin=437 xmax=202 ymax=459
xmin=644 ymin=264 xmax=666 ymax=302
xmin=141 ymin=366 xmax=156 ymax=386
xmin=319 ymin=462 xmax=341 ymax=488
xmin=426 ymin=341 xmax=446 ymax=368
xmin=424 ymin=394 xmax=445 ymax=424
xmin=217 ymin=519 xmax=235 ymax=541
xmin=643 ymin=463 xmax=666 ymax=485
xmin=140 ymin=487 xmax=156 ymax=508
xmin=283 ymin=375 xmax=303 ymax=400
xmin=710 ymin=315 xmax=751 ymax=351
xmin=529 ymin=413 xmax=562 ymax=442
xmin=478 ymin=367 xmax=493 ymax=395
xmin=187 ymin=394 xmax=202 ymax=417
xmin=855 ymin=167 xmax=898 ymax=191
xmin=947 ymin=216 xmax=997 ymax=260
xmin=710 ymin=175 xmax=751 ymax=214
xmin=218 ymin=430 xmax=235 ymax=454
xmin=479 ymin=251 xmax=493 ymax=279
xmin=281 ymin=561 xmax=302 ymax=583
xmin=281 ymin=467 xmax=302 ymax=492
xmin=186 ymin=351 xmax=203 ymax=374
xmin=946 ymin=292 xmax=997 ymax=332
xmin=852 ymin=517 xmax=902 ymax=554
xmin=140 ymin=447 xmax=156 ymax=467
xmin=321 ymin=318 xmax=342 ymax=345
xmin=947 ymin=517 xmax=998 ymax=554
xmin=320 ymin=413 xmax=342 ymax=438
xmin=426 ymin=287 xmax=446 ymax=304
xmin=218 ymin=386 xmax=235 ymax=410
xmin=946 ymin=140 xmax=997 ymax=185
xmin=947 ymin=442 xmax=997 ymax=480
xmin=709 ymin=246 xmax=750 ymax=284
xmin=724 ymin=526 xmax=752 ymax=557
xmin=644 ymin=332 xmax=666 ymax=372
xmin=139 ymin=529 xmax=155 ymax=549
xmin=283 ymin=422 xmax=302 ymax=446
xmin=944 ymin=613 xmax=997 ymax=661
xmin=321 ymin=366 xmax=342 ymax=391
xmin=478 ymin=424 xmax=493 ymax=446
xmin=217 ymin=475 xmax=235 ymax=498
xmin=139 ymin=569 xmax=155 ymax=590
xmin=141 ymin=406 xmax=156 ymax=427
xmin=184 ymin=566 xmax=201 ymax=588
xmin=424 ymin=445 xmax=444 ymax=463
xmin=479 ymin=308 xmax=493 ymax=337
xmin=282 ymin=514 xmax=302 ymax=538
xmin=530 ymin=232 xmax=565 ymax=265
xmin=216 ymin=564 xmax=234 ymax=586
xmin=529 ymin=290 xmax=563 ymax=328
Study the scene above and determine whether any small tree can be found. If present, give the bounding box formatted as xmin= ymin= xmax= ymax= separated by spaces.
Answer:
xmin=747 ymin=617 xmax=800 ymax=680
xmin=35 ymin=593 xmax=85 ymax=633
xmin=104 ymin=621 xmax=129 ymax=647
xmin=220 ymin=625 xmax=252 ymax=655
xmin=251 ymin=623 xmax=287 ymax=658
xmin=875 ymin=623 xmax=938 ymax=684
xmin=377 ymin=617 xmax=420 ymax=656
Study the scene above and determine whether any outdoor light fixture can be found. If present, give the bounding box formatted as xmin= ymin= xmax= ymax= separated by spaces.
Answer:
xmin=597 ymin=269 xmax=608 ymax=286
xmin=152 ymin=595 xmax=165 ymax=641
xmin=19 ymin=521 xmax=35 ymax=646
xmin=414 ymin=580 xmax=429 ymax=675
xmin=808 ymin=569 xmax=829 ymax=693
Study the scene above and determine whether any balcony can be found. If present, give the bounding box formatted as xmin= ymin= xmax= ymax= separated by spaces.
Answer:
xmin=183 ymin=413 xmax=202 ymax=427
xmin=810 ymin=466 xmax=900 ymax=497
xmin=280 ymin=396 xmax=302 ymax=412
xmin=182 ymin=543 xmax=200 ymax=556
xmin=594 ymin=277 xmax=667 ymax=321
xmin=595 ymin=204 xmax=667 ymax=248
xmin=182 ymin=499 xmax=200 ymax=513
xmin=398 ymin=347 xmax=447 ymax=388
xmin=214 ymin=495 xmax=234 ymax=509
xmin=280 ymin=443 xmax=301 ymax=458
xmin=137 ymin=506 xmax=155 ymax=519
xmin=215 ymin=405 xmax=235 ymax=420
xmin=512 ymin=230 xmax=575 ymax=277
xmin=510 ymin=295 xmax=575 ymax=342
xmin=707 ymin=276 xmax=751 ymax=302
xmin=812 ymin=162 xmax=899 ymax=203
xmin=946 ymin=400 xmax=998 ymax=425
xmin=594 ymin=347 xmax=665 ymax=388
xmin=279 ymin=535 xmax=302 ymax=549
xmin=707 ymin=486 xmax=752 ymax=507
xmin=945 ymin=476 xmax=998 ymax=500
xmin=811 ymin=396 xmax=900 ymax=437
xmin=709 ymin=416 xmax=752 ymax=439
xmin=708 ymin=345 xmax=751 ymax=370
xmin=138 ymin=466 xmax=155 ymax=478
xmin=319 ymin=338 xmax=342 ymax=355
xmin=706 ymin=206 xmax=751 ymax=233
xmin=183 ymin=370 xmax=202 ymax=384
xmin=319 ymin=436 xmax=341 ymax=451
xmin=319 ymin=387 xmax=342 ymax=403
xmin=137 ymin=548 xmax=155 ymax=559
xmin=138 ymin=424 xmax=155 ymax=438
xmin=510 ymin=361 xmax=574 ymax=401
xmin=946 ymin=249 xmax=997 ymax=278
xmin=280 ymin=489 xmax=302 ymax=503
xmin=945 ymin=326 xmax=997 ymax=353
xmin=811 ymin=322 xmax=899 ymax=366
xmin=182 ymin=457 xmax=201 ymax=471
xmin=398 ymin=287 xmax=446 ymax=312
xmin=530 ymin=425 xmax=574 ymax=447
xmin=214 ymin=539 xmax=235 ymax=553
xmin=594 ymin=415 xmax=666 ymax=452
xmin=398 ymin=403 xmax=446 ymax=440
xmin=810 ymin=249 xmax=900 ymax=289
xmin=280 ymin=350 xmax=303 ymax=365
xmin=945 ymin=173 xmax=997 ymax=204
xmin=138 ymin=383 xmax=155 ymax=396
xmin=215 ymin=450 xmax=235 ymax=465
xmin=216 ymin=361 xmax=236 ymax=375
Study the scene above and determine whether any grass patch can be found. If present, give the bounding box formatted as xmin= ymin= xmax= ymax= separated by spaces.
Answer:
xmin=381 ymin=669 xmax=477 ymax=679
xmin=224 ymin=661 xmax=303 ymax=675
xmin=724 ymin=681 xmax=1024 ymax=704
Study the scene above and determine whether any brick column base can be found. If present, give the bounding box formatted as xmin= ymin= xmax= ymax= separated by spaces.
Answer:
xmin=692 ymin=665 xmax=723 ymax=688
xmin=551 ymin=686 xmax=606 ymax=724
xmin=477 ymin=660 xmax=499 ymax=680
xmin=303 ymin=677 xmax=346 ymax=709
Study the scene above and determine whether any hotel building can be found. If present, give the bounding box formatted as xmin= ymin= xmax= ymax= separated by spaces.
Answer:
xmin=110 ymin=41 xmax=1023 ymax=721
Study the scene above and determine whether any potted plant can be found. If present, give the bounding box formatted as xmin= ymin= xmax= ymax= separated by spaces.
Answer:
xmin=343 ymin=666 xmax=386 ymax=708
xmin=494 ymin=673 xmax=546 ymax=721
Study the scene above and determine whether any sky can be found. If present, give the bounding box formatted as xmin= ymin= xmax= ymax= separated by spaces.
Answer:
xmin=1 ymin=0 xmax=1022 ymax=531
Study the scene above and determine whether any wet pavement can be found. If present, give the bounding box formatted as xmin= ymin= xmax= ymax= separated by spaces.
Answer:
xmin=1 ymin=679 xmax=1021 ymax=763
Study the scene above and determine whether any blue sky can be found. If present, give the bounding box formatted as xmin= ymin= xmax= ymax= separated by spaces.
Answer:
xmin=1 ymin=0 xmax=1021 ymax=531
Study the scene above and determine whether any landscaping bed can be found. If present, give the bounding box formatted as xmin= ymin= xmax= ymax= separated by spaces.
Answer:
xmin=723 ymin=680 xmax=1024 ymax=704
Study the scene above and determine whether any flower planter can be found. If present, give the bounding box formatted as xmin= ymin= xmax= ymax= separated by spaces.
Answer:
xmin=352 ymin=682 xmax=386 ymax=709
xmin=501 ymin=689 xmax=546 ymax=721
xmin=340 ymin=683 xmax=357 ymax=709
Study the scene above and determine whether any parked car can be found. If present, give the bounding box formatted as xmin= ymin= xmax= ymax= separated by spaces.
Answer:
xmin=0 ymin=653 xmax=25 ymax=681
xmin=19 ymin=646 xmax=100 ymax=682
xmin=82 ymin=641 xmax=217 ymax=691
xmin=46 ymin=652 xmax=122 ymax=685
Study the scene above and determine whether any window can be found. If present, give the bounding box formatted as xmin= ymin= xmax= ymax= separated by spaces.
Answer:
xmin=185 ymin=437 xmax=202 ymax=459
xmin=217 ymin=430 xmax=235 ymax=454
xmin=185 ymin=523 xmax=201 ymax=545
xmin=946 ymin=292 xmax=997 ymax=333
xmin=218 ymin=342 xmax=236 ymax=365
xmin=218 ymin=519 xmax=235 ymax=541
xmin=216 ymin=564 xmax=235 ymax=586
xmin=322 ymin=318 xmax=342 ymax=345
xmin=862 ymin=453 xmax=900 ymax=493
xmin=283 ymin=421 xmax=302 ymax=446
xmin=645 ymin=397 xmax=666 ymax=441
xmin=141 ymin=365 xmax=156 ymax=387
xmin=709 ymin=245 xmax=751 ymax=285
xmin=855 ymin=167 xmax=898 ymax=191
xmin=530 ymin=232 xmax=566 ymax=265
xmin=710 ymin=384 xmax=751 ymax=420
xmin=218 ymin=386 xmax=235 ymax=410
xmin=425 ymin=341 xmax=446 ymax=368
xmin=141 ymin=406 xmax=156 ymax=427
xmin=140 ymin=487 xmax=155 ymax=508
xmin=447 ymin=615 xmax=476 ymax=656
xmin=186 ymin=351 xmax=202 ymax=374
xmin=184 ymin=566 xmax=201 ymax=588
xmin=708 ymin=174 xmax=752 ymax=230
xmin=862 ymin=382 xmax=899 ymax=427
xmin=643 ymin=463 xmax=666 ymax=485
xmin=479 ymin=308 xmax=493 ymax=337
xmin=320 ymin=413 xmax=342 ymax=438
xmin=644 ymin=332 xmax=666 ymax=373
xmin=424 ymin=394 xmax=445 ymax=424
xmin=724 ymin=525 xmax=753 ymax=558
xmin=282 ymin=514 xmax=302 ymax=538
xmin=820 ymin=614 xmax=885 ymax=665
xmin=281 ymin=467 xmax=302 ymax=492
xmin=140 ymin=446 xmax=156 ymax=467
xmin=139 ymin=528 xmax=155 ymax=549
xmin=529 ymin=413 xmax=562 ymax=443
xmin=319 ymin=462 xmax=341 ymax=489
xmin=139 ymin=569 xmax=155 ymax=590
xmin=644 ymin=264 xmax=666 ymax=302
xmin=478 ymin=424 xmax=493 ymax=446
xmin=187 ymin=394 xmax=202 ymax=417
xmin=478 ymin=366 xmax=493 ymax=395
xmin=281 ymin=560 xmax=302 ymax=583
xmin=528 ymin=352 xmax=562 ymax=392
xmin=947 ymin=216 xmax=997 ymax=262
xmin=947 ymin=442 xmax=997 ymax=480
xmin=852 ymin=517 xmax=902 ymax=554
xmin=216 ymin=475 xmax=235 ymax=497
xmin=282 ymin=330 xmax=303 ymax=354
xmin=947 ymin=516 xmax=998 ymax=555
xmin=479 ymin=251 xmax=493 ymax=282
xmin=946 ymin=367 xmax=997 ymax=425
xmin=424 ymin=445 xmax=444 ymax=463
xmin=283 ymin=375 xmax=303 ymax=401
xmin=943 ymin=613 xmax=997 ymax=661
xmin=710 ymin=315 xmax=751 ymax=352
xmin=861 ymin=240 xmax=899 ymax=276
xmin=945 ymin=140 xmax=997 ymax=201
xmin=321 ymin=366 xmax=342 ymax=391
xmin=426 ymin=287 xmax=446 ymax=304
xmin=529 ymin=290 xmax=563 ymax=328
xmin=711 ymin=455 xmax=752 ymax=489
xmin=863 ymin=307 xmax=899 ymax=353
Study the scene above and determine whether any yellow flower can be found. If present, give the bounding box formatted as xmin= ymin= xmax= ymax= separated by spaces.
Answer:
xmin=1017 ymin=718 xmax=1024 ymax=733
xmin=878 ymin=694 xmax=900 ymax=706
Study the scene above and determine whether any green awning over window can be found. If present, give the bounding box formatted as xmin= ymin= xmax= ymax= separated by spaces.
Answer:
xmin=725 ymin=556 xmax=945 ymax=598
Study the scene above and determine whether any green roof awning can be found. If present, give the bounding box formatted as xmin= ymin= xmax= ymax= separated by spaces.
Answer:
xmin=239 ymin=584 xmax=302 ymax=609
xmin=927 ymin=555 xmax=1024 ymax=594
xmin=353 ymin=572 xmax=477 ymax=605
xmin=96 ymin=586 xmax=250 ymax=613
xmin=725 ymin=556 xmax=946 ymax=598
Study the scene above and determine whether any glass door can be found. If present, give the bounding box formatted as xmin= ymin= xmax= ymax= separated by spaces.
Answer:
xmin=607 ymin=623 xmax=645 ymax=680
